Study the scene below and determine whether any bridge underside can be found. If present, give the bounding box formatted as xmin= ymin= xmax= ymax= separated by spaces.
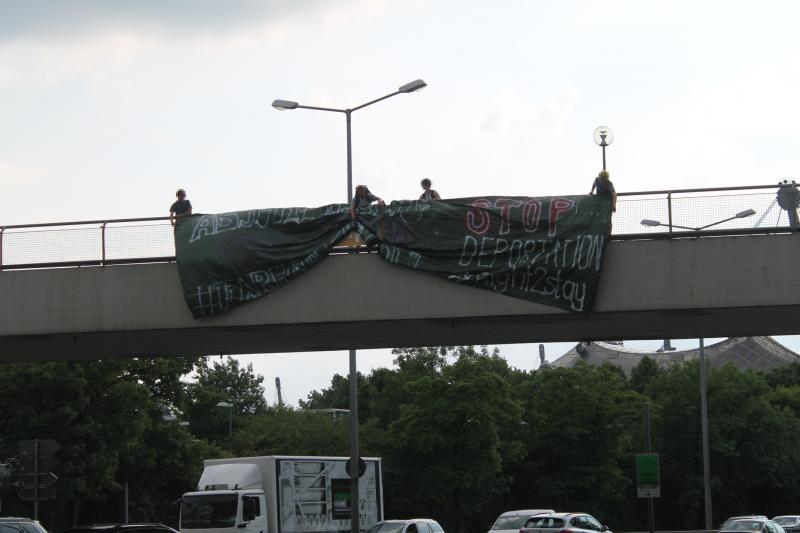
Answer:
xmin=1 ymin=234 xmax=797 ymax=361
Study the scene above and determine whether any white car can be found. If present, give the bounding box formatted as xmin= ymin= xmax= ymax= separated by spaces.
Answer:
xmin=488 ymin=509 xmax=556 ymax=533
xmin=366 ymin=519 xmax=445 ymax=533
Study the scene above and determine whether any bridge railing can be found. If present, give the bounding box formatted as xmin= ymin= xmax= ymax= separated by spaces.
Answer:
xmin=0 ymin=184 xmax=796 ymax=270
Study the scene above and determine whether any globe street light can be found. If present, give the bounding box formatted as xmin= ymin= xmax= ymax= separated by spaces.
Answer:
xmin=272 ymin=79 xmax=426 ymax=533
xmin=593 ymin=126 xmax=614 ymax=170
xmin=641 ymin=209 xmax=755 ymax=232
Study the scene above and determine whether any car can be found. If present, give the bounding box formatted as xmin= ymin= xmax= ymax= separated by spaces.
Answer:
xmin=62 ymin=524 xmax=178 ymax=533
xmin=0 ymin=517 xmax=48 ymax=533
xmin=488 ymin=510 xmax=556 ymax=533
xmin=720 ymin=518 xmax=786 ymax=533
xmin=519 ymin=513 xmax=611 ymax=533
xmin=365 ymin=519 xmax=445 ymax=533
xmin=774 ymin=517 xmax=800 ymax=533
xmin=722 ymin=517 xmax=770 ymax=530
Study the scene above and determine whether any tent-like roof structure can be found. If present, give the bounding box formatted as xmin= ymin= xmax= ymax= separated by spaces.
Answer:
xmin=549 ymin=337 xmax=800 ymax=376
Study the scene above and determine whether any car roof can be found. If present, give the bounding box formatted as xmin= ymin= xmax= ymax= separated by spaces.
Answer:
xmin=525 ymin=513 xmax=598 ymax=521
xmin=0 ymin=519 xmax=36 ymax=523
xmin=64 ymin=525 xmax=176 ymax=532
xmin=379 ymin=520 xmax=439 ymax=524
xmin=501 ymin=510 xmax=556 ymax=517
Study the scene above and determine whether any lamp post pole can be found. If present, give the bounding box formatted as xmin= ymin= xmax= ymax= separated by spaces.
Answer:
xmin=699 ymin=338 xmax=712 ymax=529
xmin=272 ymin=80 xmax=426 ymax=533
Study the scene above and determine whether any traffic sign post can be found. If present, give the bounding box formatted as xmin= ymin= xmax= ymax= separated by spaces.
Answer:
xmin=17 ymin=439 xmax=60 ymax=518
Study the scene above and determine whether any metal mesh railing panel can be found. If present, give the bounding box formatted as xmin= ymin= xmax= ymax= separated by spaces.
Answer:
xmin=614 ymin=192 xmax=786 ymax=235
xmin=104 ymin=223 xmax=175 ymax=261
xmin=2 ymin=227 xmax=103 ymax=265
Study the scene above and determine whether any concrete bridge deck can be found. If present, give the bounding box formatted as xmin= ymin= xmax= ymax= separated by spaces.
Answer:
xmin=0 ymin=233 xmax=797 ymax=361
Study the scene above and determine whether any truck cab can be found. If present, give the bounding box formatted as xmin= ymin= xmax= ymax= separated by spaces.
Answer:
xmin=181 ymin=464 xmax=267 ymax=533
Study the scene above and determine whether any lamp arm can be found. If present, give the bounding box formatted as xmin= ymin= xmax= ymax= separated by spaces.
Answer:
xmin=696 ymin=215 xmax=736 ymax=231
xmin=352 ymin=90 xmax=401 ymax=112
xmin=296 ymin=104 xmax=346 ymax=113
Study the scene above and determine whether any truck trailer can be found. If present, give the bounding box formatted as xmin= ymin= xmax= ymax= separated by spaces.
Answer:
xmin=180 ymin=456 xmax=383 ymax=533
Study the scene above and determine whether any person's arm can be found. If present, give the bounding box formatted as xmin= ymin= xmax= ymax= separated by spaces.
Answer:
xmin=169 ymin=210 xmax=176 ymax=226
xmin=376 ymin=197 xmax=385 ymax=206
xmin=611 ymin=190 xmax=617 ymax=212
xmin=431 ymin=189 xmax=441 ymax=200
xmin=350 ymin=201 xmax=357 ymax=220
xmin=590 ymin=180 xmax=597 ymax=194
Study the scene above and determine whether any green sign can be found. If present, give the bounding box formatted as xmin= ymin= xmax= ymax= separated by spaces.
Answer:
xmin=635 ymin=453 xmax=661 ymax=498
xmin=174 ymin=195 xmax=613 ymax=318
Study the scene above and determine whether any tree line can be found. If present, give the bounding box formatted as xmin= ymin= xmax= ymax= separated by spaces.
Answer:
xmin=1 ymin=347 xmax=800 ymax=533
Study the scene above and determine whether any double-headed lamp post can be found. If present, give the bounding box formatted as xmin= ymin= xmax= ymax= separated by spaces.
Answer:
xmin=272 ymin=79 xmax=427 ymax=533
xmin=272 ymin=78 xmax=426 ymax=202
xmin=641 ymin=209 xmax=756 ymax=232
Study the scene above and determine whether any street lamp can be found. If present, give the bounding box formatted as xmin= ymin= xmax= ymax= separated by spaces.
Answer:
xmin=216 ymin=401 xmax=233 ymax=437
xmin=593 ymin=126 xmax=614 ymax=170
xmin=272 ymin=78 xmax=426 ymax=202
xmin=272 ymin=79 xmax=426 ymax=533
xmin=641 ymin=209 xmax=755 ymax=232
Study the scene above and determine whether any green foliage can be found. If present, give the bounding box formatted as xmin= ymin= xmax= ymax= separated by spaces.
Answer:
xmin=5 ymin=349 xmax=800 ymax=533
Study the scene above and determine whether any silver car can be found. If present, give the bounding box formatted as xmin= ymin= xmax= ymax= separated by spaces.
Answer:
xmin=721 ymin=518 xmax=786 ymax=533
xmin=520 ymin=513 xmax=611 ymax=533
xmin=366 ymin=519 xmax=445 ymax=533
xmin=0 ymin=518 xmax=48 ymax=533
xmin=488 ymin=509 xmax=556 ymax=533
xmin=774 ymin=517 xmax=800 ymax=533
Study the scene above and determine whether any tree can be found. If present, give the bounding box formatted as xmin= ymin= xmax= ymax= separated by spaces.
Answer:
xmin=183 ymin=357 xmax=268 ymax=441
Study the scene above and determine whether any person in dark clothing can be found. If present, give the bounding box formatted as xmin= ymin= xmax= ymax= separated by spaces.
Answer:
xmin=419 ymin=178 xmax=441 ymax=201
xmin=590 ymin=170 xmax=616 ymax=212
xmin=170 ymin=188 xmax=193 ymax=226
xmin=777 ymin=179 xmax=800 ymax=228
xmin=350 ymin=185 xmax=385 ymax=219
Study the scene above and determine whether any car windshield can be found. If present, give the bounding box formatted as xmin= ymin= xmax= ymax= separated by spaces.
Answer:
xmin=181 ymin=494 xmax=238 ymax=529
xmin=775 ymin=519 xmax=797 ymax=526
xmin=727 ymin=521 xmax=764 ymax=531
xmin=365 ymin=524 xmax=406 ymax=533
xmin=493 ymin=517 xmax=531 ymax=530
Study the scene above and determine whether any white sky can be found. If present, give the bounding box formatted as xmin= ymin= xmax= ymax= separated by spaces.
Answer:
xmin=2 ymin=1 xmax=799 ymax=404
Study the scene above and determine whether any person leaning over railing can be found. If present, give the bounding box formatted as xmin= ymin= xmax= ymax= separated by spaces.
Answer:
xmin=419 ymin=178 xmax=441 ymax=201
xmin=170 ymin=188 xmax=193 ymax=226
xmin=590 ymin=170 xmax=617 ymax=213
xmin=350 ymin=185 xmax=385 ymax=219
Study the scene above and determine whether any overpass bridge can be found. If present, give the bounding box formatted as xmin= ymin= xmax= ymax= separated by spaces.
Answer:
xmin=0 ymin=184 xmax=797 ymax=361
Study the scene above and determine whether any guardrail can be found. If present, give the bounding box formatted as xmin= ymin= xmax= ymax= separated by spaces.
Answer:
xmin=0 ymin=184 xmax=796 ymax=270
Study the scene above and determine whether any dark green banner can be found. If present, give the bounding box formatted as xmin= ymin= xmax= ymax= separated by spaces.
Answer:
xmin=175 ymin=195 xmax=612 ymax=318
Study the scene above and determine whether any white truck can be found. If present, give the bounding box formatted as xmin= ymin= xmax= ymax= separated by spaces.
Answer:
xmin=180 ymin=456 xmax=383 ymax=533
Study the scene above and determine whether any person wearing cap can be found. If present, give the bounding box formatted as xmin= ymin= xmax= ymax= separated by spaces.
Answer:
xmin=590 ymin=170 xmax=616 ymax=212
xmin=350 ymin=185 xmax=385 ymax=219
xmin=419 ymin=178 xmax=441 ymax=201
xmin=170 ymin=188 xmax=193 ymax=226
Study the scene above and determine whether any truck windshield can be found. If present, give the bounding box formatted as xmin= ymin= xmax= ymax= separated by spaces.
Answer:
xmin=182 ymin=494 xmax=238 ymax=529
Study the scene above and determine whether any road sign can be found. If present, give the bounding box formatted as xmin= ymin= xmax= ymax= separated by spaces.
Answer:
xmin=18 ymin=439 xmax=61 ymax=474
xmin=345 ymin=458 xmax=367 ymax=478
xmin=635 ymin=453 xmax=661 ymax=498
xmin=17 ymin=487 xmax=57 ymax=501
xmin=19 ymin=472 xmax=58 ymax=488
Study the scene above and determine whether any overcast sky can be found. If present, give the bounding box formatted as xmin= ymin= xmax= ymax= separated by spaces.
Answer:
xmin=2 ymin=1 xmax=799 ymax=404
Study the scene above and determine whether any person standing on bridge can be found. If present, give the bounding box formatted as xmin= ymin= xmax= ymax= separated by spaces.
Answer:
xmin=419 ymin=178 xmax=441 ymax=201
xmin=350 ymin=185 xmax=385 ymax=219
xmin=170 ymin=188 xmax=193 ymax=226
xmin=590 ymin=170 xmax=616 ymax=212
